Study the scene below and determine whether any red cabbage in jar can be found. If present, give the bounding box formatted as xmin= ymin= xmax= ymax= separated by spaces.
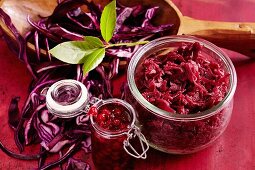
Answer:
xmin=89 ymin=99 xmax=134 ymax=170
xmin=127 ymin=36 xmax=237 ymax=154
xmin=136 ymin=42 xmax=230 ymax=114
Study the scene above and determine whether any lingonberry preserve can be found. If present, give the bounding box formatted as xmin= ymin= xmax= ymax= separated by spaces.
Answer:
xmin=89 ymin=99 xmax=136 ymax=170
xmin=127 ymin=36 xmax=237 ymax=154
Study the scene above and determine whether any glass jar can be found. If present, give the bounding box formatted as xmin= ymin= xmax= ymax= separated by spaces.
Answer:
xmin=46 ymin=79 xmax=89 ymax=118
xmin=127 ymin=36 xmax=237 ymax=154
xmin=46 ymin=80 xmax=149 ymax=167
xmin=90 ymin=98 xmax=149 ymax=170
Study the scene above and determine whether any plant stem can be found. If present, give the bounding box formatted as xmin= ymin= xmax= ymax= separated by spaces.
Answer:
xmin=104 ymin=41 xmax=149 ymax=48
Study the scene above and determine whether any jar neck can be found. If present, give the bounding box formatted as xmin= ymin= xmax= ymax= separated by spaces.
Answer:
xmin=51 ymin=81 xmax=82 ymax=105
xmin=46 ymin=79 xmax=89 ymax=118
xmin=90 ymin=98 xmax=136 ymax=138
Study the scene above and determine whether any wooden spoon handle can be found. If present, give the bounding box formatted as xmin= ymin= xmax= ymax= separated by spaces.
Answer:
xmin=179 ymin=16 xmax=255 ymax=57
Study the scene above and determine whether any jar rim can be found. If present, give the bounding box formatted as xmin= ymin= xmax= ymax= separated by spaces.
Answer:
xmin=46 ymin=79 xmax=89 ymax=118
xmin=127 ymin=35 xmax=237 ymax=121
xmin=90 ymin=98 xmax=136 ymax=137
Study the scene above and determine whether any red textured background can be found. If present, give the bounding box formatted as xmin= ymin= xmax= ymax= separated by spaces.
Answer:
xmin=1 ymin=0 xmax=255 ymax=169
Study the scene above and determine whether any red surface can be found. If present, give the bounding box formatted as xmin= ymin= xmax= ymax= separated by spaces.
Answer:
xmin=1 ymin=0 xmax=255 ymax=169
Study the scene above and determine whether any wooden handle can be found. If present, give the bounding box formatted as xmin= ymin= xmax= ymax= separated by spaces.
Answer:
xmin=178 ymin=16 xmax=255 ymax=57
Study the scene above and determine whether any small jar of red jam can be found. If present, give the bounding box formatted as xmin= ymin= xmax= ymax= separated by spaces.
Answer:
xmin=89 ymin=98 xmax=149 ymax=170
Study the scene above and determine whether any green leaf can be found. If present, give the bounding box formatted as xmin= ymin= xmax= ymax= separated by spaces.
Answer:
xmin=82 ymin=48 xmax=106 ymax=74
xmin=83 ymin=36 xmax=104 ymax=48
xmin=100 ymin=0 xmax=116 ymax=42
xmin=49 ymin=36 xmax=104 ymax=64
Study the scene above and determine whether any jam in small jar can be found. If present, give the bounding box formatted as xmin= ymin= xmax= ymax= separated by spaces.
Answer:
xmin=89 ymin=98 xmax=148 ymax=170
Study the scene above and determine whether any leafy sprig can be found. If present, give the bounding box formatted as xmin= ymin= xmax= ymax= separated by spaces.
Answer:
xmin=100 ymin=0 xmax=116 ymax=43
xmin=49 ymin=0 xmax=148 ymax=74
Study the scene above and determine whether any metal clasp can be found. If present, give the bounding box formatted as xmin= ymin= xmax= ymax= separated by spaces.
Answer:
xmin=123 ymin=125 xmax=149 ymax=159
xmin=83 ymin=97 xmax=102 ymax=113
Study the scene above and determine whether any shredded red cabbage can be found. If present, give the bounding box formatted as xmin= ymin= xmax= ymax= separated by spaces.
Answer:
xmin=0 ymin=0 xmax=173 ymax=169
xmin=136 ymin=42 xmax=230 ymax=114
xmin=8 ymin=97 xmax=21 ymax=130
xmin=66 ymin=157 xmax=91 ymax=170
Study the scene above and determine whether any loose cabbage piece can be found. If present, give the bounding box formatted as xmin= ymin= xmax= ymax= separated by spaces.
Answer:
xmin=8 ymin=97 xmax=21 ymax=130
xmin=66 ymin=158 xmax=91 ymax=170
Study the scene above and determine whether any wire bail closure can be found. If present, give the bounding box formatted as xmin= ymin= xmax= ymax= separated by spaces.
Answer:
xmin=123 ymin=125 xmax=149 ymax=159
xmin=88 ymin=98 xmax=150 ymax=159
xmin=83 ymin=97 xmax=102 ymax=113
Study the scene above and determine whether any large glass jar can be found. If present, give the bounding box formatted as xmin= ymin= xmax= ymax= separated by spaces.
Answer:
xmin=127 ymin=36 xmax=237 ymax=154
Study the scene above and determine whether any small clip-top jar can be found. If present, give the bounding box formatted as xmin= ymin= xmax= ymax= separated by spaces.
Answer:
xmin=89 ymin=98 xmax=149 ymax=170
